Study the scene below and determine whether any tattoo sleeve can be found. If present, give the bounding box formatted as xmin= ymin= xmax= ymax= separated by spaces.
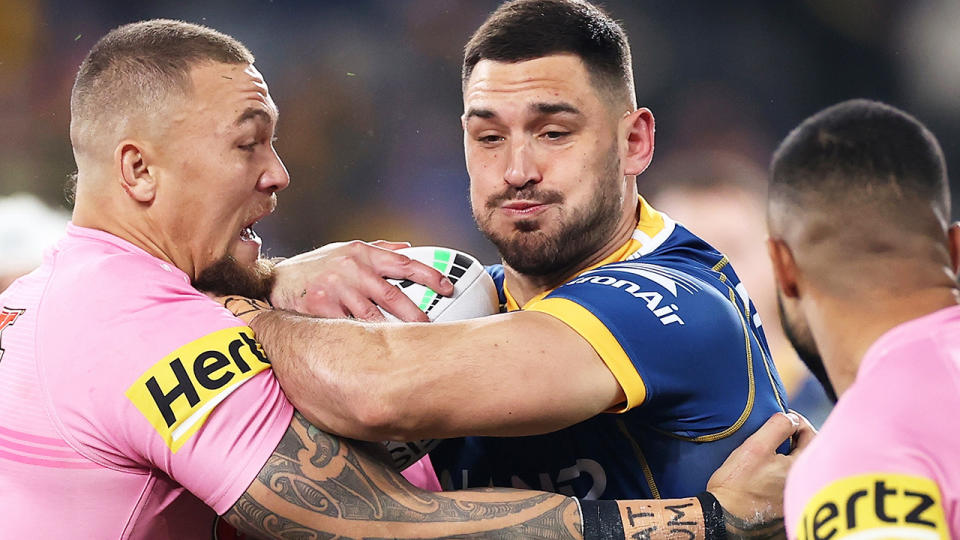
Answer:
xmin=223 ymin=412 xmax=583 ymax=539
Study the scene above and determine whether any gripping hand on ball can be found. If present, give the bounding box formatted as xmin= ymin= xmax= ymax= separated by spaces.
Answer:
xmin=269 ymin=240 xmax=454 ymax=322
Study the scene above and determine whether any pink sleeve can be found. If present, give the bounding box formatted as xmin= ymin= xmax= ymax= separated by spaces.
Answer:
xmin=41 ymin=254 xmax=293 ymax=513
xmin=402 ymin=455 xmax=442 ymax=492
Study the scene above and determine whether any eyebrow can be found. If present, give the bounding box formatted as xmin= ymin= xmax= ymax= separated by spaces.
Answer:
xmin=464 ymin=102 xmax=582 ymax=121
xmin=234 ymin=107 xmax=275 ymax=127
xmin=532 ymin=102 xmax=581 ymax=116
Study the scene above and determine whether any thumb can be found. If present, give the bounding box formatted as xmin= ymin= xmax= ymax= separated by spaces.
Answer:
xmin=742 ymin=412 xmax=800 ymax=453
xmin=371 ymin=240 xmax=412 ymax=251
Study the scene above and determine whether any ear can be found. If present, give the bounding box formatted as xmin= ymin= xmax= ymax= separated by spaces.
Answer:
xmin=621 ymin=107 xmax=655 ymax=176
xmin=948 ymin=222 xmax=960 ymax=275
xmin=115 ymin=141 xmax=156 ymax=203
xmin=766 ymin=236 xmax=800 ymax=298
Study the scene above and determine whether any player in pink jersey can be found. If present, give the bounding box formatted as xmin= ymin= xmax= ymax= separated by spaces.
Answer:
xmin=766 ymin=99 xmax=960 ymax=538
xmin=0 ymin=18 xmax=808 ymax=539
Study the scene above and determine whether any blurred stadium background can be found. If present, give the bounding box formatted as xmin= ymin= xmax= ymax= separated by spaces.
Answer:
xmin=3 ymin=0 xmax=959 ymax=421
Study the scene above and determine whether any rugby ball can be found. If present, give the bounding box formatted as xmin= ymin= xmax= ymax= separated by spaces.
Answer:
xmin=379 ymin=246 xmax=499 ymax=322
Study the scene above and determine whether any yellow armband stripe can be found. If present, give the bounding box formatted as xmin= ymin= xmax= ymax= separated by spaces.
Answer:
xmin=125 ymin=326 xmax=271 ymax=452
xmin=528 ymin=297 xmax=646 ymax=411
xmin=796 ymin=472 xmax=949 ymax=540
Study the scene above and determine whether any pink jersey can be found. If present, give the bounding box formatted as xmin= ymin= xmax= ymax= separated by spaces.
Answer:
xmin=0 ymin=224 xmax=294 ymax=538
xmin=784 ymin=305 xmax=960 ymax=539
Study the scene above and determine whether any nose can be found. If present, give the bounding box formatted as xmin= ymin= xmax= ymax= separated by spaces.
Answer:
xmin=503 ymin=139 xmax=542 ymax=188
xmin=258 ymin=146 xmax=291 ymax=193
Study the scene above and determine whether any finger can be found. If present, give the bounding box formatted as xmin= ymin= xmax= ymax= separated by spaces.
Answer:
xmin=373 ymin=251 xmax=455 ymax=297
xmin=743 ymin=412 xmax=800 ymax=453
xmin=340 ymin=292 xmax=389 ymax=322
xmin=356 ymin=268 xmax=431 ymax=322
xmin=298 ymin=285 xmax=352 ymax=319
xmin=371 ymin=240 xmax=412 ymax=251
xmin=787 ymin=411 xmax=817 ymax=452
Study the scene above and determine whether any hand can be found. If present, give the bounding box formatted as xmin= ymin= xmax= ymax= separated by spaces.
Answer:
xmin=269 ymin=240 xmax=454 ymax=322
xmin=706 ymin=411 xmax=816 ymax=538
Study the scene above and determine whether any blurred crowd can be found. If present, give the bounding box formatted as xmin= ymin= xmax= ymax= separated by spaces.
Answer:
xmin=3 ymin=0 xmax=959 ymax=421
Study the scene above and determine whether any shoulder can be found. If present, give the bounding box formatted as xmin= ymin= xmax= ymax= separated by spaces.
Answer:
xmin=543 ymin=259 xmax=740 ymax=335
xmin=38 ymin=240 xmax=250 ymax=442
xmin=789 ymin=358 xmax=953 ymax=491
xmin=45 ymin=239 xmax=237 ymax=338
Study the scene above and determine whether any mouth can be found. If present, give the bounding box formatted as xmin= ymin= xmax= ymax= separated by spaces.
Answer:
xmin=239 ymin=201 xmax=276 ymax=247
xmin=239 ymin=223 xmax=261 ymax=245
xmin=500 ymin=200 xmax=552 ymax=217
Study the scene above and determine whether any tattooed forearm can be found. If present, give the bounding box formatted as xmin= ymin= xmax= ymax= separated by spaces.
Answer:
xmin=226 ymin=492 xmax=333 ymax=540
xmin=722 ymin=507 xmax=785 ymax=540
xmin=224 ymin=412 xmax=581 ymax=539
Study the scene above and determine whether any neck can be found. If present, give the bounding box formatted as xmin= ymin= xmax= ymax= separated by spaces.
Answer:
xmin=72 ymin=189 xmax=192 ymax=277
xmin=504 ymin=201 xmax=639 ymax=306
xmin=807 ymin=283 xmax=960 ymax=396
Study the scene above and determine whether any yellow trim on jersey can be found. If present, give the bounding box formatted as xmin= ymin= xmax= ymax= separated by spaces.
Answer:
xmin=651 ymin=287 xmax=756 ymax=442
xmin=796 ymin=473 xmax=949 ymax=540
xmin=504 ymin=196 xmax=667 ymax=311
xmin=617 ymin=419 xmax=661 ymax=499
xmin=716 ymin=254 xmax=786 ymax=413
xmin=635 ymin=195 xmax=667 ymax=244
xmin=527 ymin=297 xmax=647 ymax=410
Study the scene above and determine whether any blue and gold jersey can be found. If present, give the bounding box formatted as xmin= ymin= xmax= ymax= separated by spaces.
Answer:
xmin=430 ymin=197 xmax=789 ymax=499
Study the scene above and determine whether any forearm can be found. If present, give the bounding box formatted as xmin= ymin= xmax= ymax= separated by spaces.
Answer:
xmin=226 ymin=413 xmax=755 ymax=540
xmin=586 ymin=496 xmax=784 ymax=540
xmin=229 ymin=299 xmax=616 ymax=441
xmin=249 ymin=309 xmax=402 ymax=440
xmin=226 ymin=412 xmax=583 ymax=539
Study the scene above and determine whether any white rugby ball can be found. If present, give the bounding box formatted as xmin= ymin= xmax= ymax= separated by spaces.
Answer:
xmin=379 ymin=246 xmax=499 ymax=322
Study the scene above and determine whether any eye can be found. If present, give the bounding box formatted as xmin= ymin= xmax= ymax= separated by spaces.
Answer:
xmin=476 ymin=134 xmax=504 ymax=146
xmin=238 ymin=142 xmax=258 ymax=152
xmin=542 ymin=131 xmax=570 ymax=141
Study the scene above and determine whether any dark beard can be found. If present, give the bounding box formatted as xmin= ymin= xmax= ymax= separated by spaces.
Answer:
xmin=477 ymin=146 xmax=623 ymax=278
xmin=777 ymin=294 xmax=838 ymax=403
xmin=193 ymin=255 xmax=275 ymax=300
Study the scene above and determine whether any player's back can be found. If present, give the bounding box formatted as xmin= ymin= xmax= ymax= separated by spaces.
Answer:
xmin=785 ymin=305 xmax=960 ymax=538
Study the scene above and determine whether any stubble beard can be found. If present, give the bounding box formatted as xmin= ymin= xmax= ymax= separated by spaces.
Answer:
xmin=776 ymin=292 xmax=838 ymax=403
xmin=475 ymin=145 xmax=624 ymax=278
xmin=193 ymin=255 xmax=276 ymax=300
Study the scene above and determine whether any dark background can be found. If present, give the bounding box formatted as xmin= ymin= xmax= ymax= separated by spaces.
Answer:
xmin=2 ymin=0 xmax=958 ymax=264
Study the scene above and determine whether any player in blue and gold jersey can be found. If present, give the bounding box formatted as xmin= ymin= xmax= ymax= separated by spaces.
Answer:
xmin=432 ymin=195 xmax=788 ymax=499
xmin=218 ymin=0 xmax=809 ymax=536
xmin=426 ymin=0 xmax=789 ymax=502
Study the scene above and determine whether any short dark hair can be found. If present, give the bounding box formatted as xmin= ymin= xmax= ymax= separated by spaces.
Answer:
xmin=70 ymin=19 xmax=253 ymax=154
xmin=770 ymin=99 xmax=949 ymax=220
xmin=463 ymin=0 xmax=634 ymax=105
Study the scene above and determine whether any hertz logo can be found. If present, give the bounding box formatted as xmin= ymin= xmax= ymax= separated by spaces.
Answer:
xmin=126 ymin=327 xmax=271 ymax=452
xmin=796 ymin=473 xmax=948 ymax=540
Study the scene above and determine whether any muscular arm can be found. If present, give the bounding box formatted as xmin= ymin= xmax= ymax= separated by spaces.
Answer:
xmin=236 ymin=301 xmax=623 ymax=441
xmin=226 ymin=412 xmax=751 ymax=540
xmin=224 ymin=411 xmax=583 ymax=538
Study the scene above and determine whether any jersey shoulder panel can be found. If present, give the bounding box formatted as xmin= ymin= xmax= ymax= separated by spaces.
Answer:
xmin=530 ymin=258 xmax=755 ymax=421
